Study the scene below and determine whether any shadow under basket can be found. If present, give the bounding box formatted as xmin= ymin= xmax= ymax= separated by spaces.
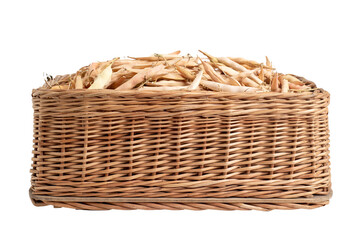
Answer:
xmin=30 ymin=79 xmax=332 ymax=211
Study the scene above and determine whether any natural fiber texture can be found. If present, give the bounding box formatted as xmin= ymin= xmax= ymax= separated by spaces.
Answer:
xmin=30 ymin=80 xmax=331 ymax=210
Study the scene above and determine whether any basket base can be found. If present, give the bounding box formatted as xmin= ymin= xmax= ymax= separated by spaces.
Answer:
xmin=29 ymin=189 xmax=332 ymax=211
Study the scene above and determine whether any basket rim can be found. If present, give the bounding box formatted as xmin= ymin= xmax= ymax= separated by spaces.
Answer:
xmin=32 ymin=87 xmax=329 ymax=99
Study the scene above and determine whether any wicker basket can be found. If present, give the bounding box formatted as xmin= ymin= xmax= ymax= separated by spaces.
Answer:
xmin=30 ymin=79 xmax=331 ymax=211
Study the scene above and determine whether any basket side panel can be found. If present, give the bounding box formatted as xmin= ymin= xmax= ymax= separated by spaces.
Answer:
xmin=31 ymin=91 xmax=330 ymax=200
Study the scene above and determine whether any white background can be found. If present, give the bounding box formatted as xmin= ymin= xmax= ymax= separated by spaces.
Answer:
xmin=1 ymin=0 xmax=362 ymax=239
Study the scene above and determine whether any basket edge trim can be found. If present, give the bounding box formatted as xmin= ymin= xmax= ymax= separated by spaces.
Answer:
xmin=29 ymin=188 xmax=332 ymax=204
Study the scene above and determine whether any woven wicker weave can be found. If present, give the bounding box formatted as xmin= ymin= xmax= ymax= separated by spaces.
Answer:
xmin=30 ymin=79 xmax=331 ymax=210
